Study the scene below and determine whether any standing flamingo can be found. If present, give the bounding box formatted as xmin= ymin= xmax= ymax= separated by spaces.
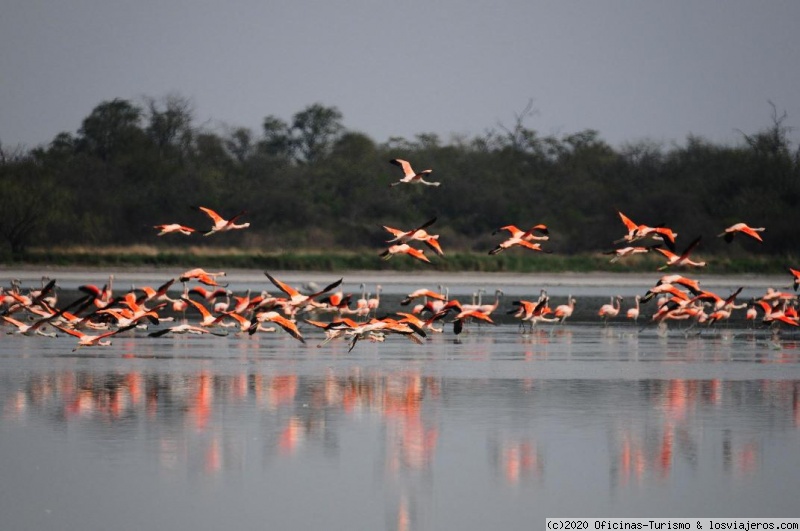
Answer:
xmin=598 ymin=295 xmax=623 ymax=324
xmin=626 ymin=295 xmax=642 ymax=323
xmin=553 ymin=296 xmax=576 ymax=324
xmin=367 ymin=285 xmax=382 ymax=317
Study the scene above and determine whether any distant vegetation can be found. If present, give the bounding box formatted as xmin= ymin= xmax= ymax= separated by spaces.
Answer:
xmin=1 ymin=95 xmax=798 ymax=272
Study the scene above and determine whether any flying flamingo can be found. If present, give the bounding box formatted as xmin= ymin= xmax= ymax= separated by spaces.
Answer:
xmin=179 ymin=268 xmax=228 ymax=287
xmin=148 ymin=324 xmax=228 ymax=337
xmin=388 ymin=159 xmax=440 ymax=187
xmin=717 ymin=223 xmax=765 ymax=243
xmin=400 ymin=288 xmax=446 ymax=307
xmin=2 ymin=314 xmax=59 ymax=337
xmin=182 ymin=297 xmax=228 ymax=328
xmin=53 ymin=323 xmax=138 ymax=351
xmin=196 ymin=206 xmax=250 ymax=236
xmin=189 ymin=286 xmax=229 ymax=302
xmin=654 ymin=236 xmax=706 ymax=270
xmin=78 ymin=274 xmax=115 ymax=308
xmin=379 ymin=244 xmax=431 ymax=263
xmin=489 ymin=225 xmax=551 ymax=255
xmin=382 ymin=217 xmax=445 ymax=256
xmin=614 ymin=211 xmax=677 ymax=251
xmin=263 ymin=272 xmax=343 ymax=313
xmin=248 ymin=311 xmax=306 ymax=343
xmin=604 ymin=245 xmax=658 ymax=263
xmin=154 ymin=223 xmax=196 ymax=236
xmin=790 ymin=267 xmax=800 ymax=292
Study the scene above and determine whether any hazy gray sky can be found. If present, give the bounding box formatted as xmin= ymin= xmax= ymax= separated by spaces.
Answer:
xmin=3 ymin=1 xmax=800 ymax=150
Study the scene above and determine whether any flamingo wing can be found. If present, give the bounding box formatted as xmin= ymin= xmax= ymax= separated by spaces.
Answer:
xmin=197 ymin=206 xmax=225 ymax=224
xmin=264 ymin=272 xmax=301 ymax=298
xmin=389 ymin=158 xmax=415 ymax=177
xmin=618 ymin=211 xmax=639 ymax=232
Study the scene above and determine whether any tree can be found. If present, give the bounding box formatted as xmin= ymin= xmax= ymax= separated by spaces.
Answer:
xmin=76 ymin=98 xmax=145 ymax=161
xmin=290 ymin=103 xmax=344 ymax=164
xmin=0 ymin=157 xmax=58 ymax=254
xmin=144 ymin=93 xmax=195 ymax=158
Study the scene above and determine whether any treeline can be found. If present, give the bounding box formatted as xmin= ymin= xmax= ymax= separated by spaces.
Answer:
xmin=1 ymin=95 xmax=798 ymax=265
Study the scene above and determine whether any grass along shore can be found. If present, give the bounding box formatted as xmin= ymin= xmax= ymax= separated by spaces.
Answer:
xmin=3 ymin=245 xmax=794 ymax=274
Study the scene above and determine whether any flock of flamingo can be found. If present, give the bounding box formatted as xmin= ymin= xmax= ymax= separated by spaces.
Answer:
xmin=3 ymin=158 xmax=800 ymax=351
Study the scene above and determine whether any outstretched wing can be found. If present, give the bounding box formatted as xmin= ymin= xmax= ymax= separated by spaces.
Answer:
xmin=197 ymin=206 xmax=224 ymax=224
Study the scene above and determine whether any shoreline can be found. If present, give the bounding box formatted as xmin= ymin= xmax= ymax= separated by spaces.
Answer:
xmin=0 ymin=264 xmax=789 ymax=292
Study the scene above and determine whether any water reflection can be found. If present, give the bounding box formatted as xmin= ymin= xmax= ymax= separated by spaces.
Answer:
xmin=4 ymin=367 xmax=799 ymax=480
xmin=2 ymin=341 xmax=800 ymax=526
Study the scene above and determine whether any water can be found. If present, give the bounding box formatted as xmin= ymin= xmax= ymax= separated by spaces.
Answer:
xmin=1 ymin=271 xmax=799 ymax=529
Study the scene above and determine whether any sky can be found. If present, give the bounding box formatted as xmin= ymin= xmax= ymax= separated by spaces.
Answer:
xmin=3 ymin=1 xmax=800 ymax=151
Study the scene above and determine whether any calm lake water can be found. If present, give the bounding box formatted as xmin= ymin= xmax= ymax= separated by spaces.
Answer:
xmin=1 ymin=271 xmax=799 ymax=530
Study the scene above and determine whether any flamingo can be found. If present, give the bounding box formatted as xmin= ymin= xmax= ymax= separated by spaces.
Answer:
xmin=136 ymin=278 xmax=176 ymax=305
xmin=171 ymin=283 xmax=190 ymax=316
xmin=179 ymin=268 xmax=228 ymax=287
xmin=355 ymin=284 xmax=369 ymax=318
xmin=626 ymin=295 xmax=641 ymax=323
xmin=304 ymin=317 xmax=360 ymax=347
xmin=614 ymin=211 xmax=678 ymax=251
xmin=2 ymin=314 xmax=59 ymax=337
xmin=78 ymin=274 xmax=114 ymax=308
xmin=98 ymin=293 xmax=165 ymax=327
xmin=154 ymin=223 xmax=195 ymax=236
xmin=654 ymin=236 xmax=706 ymax=270
xmin=367 ymin=285 xmax=382 ymax=316
xmin=245 ymin=311 xmax=305 ymax=342
xmin=196 ymin=206 xmax=250 ymax=236
xmin=379 ymin=244 xmax=431 ymax=263
xmin=264 ymin=272 xmax=343 ymax=313
xmin=553 ymin=296 xmax=576 ymax=324
xmin=400 ymin=288 xmax=446 ymax=306
xmin=53 ymin=323 xmax=138 ymax=351
xmin=394 ymin=311 xmax=443 ymax=333
xmin=513 ymin=299 xmax=556 ymax=330
xmin=717 ymin=222 xmax=765 ymax=243
xmin=221 ymin=310 xmax=276 ymax=334
xmin=387 ymin=159 xmax=440 ymax=187
xmin=745 ymin=300 xmax=759 ymax=326
xmin=189 ymin=286 xmax=229 ymax=302
xmin=475 ymin=289 xmax=504 ymax=316
xmin=182 ymin=297 xmax=227 ymax=328
xmin=604 ymin=245 xmax=658 ymax=263
xmin=656 ymin=275 xmax=703 ymax=295
xmin=788 ymin=267 xmax=800 ymax=292
xmin=489 ymin=225 xmax=551 ymax=255
xmin=148 ymin=324 xmax=228 ymax=337
xmin=328 ymin=317 xmax=426 ymax=352
xmin=382 ymin=217 xmax=445 ymax=256
xmin=598 ymin=295 xmax=623 ymax=324
xmin=1 ymin=277 xmax=58 ymax=317
xmin=213 ymin=290 xmax=233 ymax=313
xmin=706 ymin=308 xmax=733 ymax=327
